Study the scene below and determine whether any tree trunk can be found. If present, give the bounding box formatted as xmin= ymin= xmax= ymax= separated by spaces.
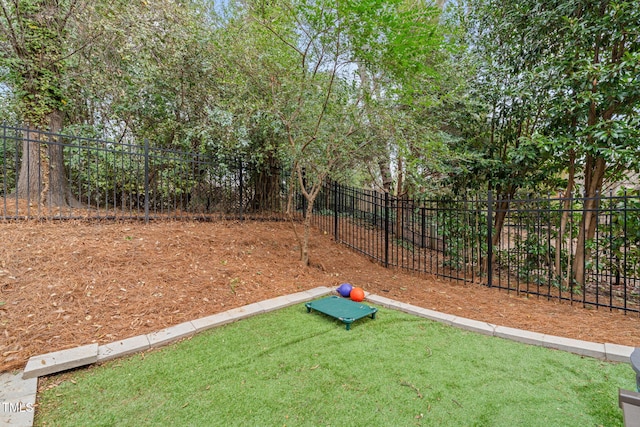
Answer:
xmin=299 ymin=181 xmax=322 ymax=266
xmin=16 ymin=126 xmax=42 ymax=203
xmin=555 ymin=150 xmax=575 ymax=286
xmin=572 ymin=154 xmax=606 ymax=287
xmin=491 ymin=185 xmax=516 ymax=248
xmin=251 ymin=152 xmax=281 ymax=212
xmin=484 ymin=186 xmax=516 ymax=281
xmin=378 ymin=157 xmax=393 ymax=193
xmin=570 ymin=33 xmax=612 ymax=288
xmin=301 ymin=198 xmax=314 ymax=266
xmin=15 ymin=113 xmax=81 ymax=209
xmin=289 ymin=163 xmax=322 ymax=267
xmin=45 ymin=111 xmax=81 ymax=208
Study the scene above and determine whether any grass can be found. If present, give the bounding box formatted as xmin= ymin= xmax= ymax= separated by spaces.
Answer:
xmin=35 ymin=303 xmax=635 ymax=426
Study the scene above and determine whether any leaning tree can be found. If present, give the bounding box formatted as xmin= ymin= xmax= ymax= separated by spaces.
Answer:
xmin=229 ymin=0 xmax=444 ymax=265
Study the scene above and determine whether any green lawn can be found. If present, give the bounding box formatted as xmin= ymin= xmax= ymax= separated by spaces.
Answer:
xmin=35 ymin=303 xmax=635 ymax=426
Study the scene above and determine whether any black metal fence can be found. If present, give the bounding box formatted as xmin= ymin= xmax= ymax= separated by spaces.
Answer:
xmin=3 ymin=124 xmax=640 ymax=313
xmin=1 ymin=124 xmax=288 ymax=221
xmin=311 ymin=181 xmax=640 ymax=314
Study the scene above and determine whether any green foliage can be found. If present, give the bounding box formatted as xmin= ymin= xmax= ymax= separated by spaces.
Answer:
xmin=30 ymin=0 xmax=236 ymax=164
xmin=64 ymin=138 xmax=218 ymax=211
xmin=0 ymin=0 xmax=74 ymax=126
xmin=339 ymin=0 xmax=442 ymax=94
xmin=0 ymin=133 xmax=19 ymax=194
xmin=228 ymin=0 xmax=448 ymax=197
xmin=441 ymin=2 xmax=558 ymax=196
xmin=65 ymin=142 xmax=146 ymax=208
xmin=455 ymin=0 xmax=640 ymax=196
xmin=435 ymin=197 xmax=488 ymax=271
xmin=597 ymin=189 xmax=640 ymax=281
xmin=498 ymin=226 xmax=556 ymax=288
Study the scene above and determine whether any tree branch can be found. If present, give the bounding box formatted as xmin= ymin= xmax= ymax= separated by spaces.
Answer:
xmin=0 ymin=0 xmax=23 ymax=55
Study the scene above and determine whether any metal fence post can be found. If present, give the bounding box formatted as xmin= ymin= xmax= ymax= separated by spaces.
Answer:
xmin=384 ymin=191 xmax=390 ymax=268
xmin=239 ymin=158 xmax=244 ymax=221
xmin=421 ymin=206 xmax=426 ymax=249
xmin=334 ymin=180 xmax=339 ymax=241
xmin=487 ymin=190 xmax=493 ymax=287
xmin=623 ymin=189 xmax=628 ymax=310
xmin=302 ymin=168 xmax=307 ymax=219
xmin=144 ymin=139 xmax=149 ymax=223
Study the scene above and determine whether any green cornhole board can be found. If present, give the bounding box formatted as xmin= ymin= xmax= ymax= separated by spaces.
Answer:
xmin=305 ymin=296 xmax=377 ymax=330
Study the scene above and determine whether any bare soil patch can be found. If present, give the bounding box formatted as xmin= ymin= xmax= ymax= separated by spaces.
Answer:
xmin=1 ymin=220 xmax=639 ymax=373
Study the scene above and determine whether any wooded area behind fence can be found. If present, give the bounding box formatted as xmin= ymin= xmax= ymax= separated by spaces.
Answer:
xmin=2 ymin=124 xmax=639 ymax=313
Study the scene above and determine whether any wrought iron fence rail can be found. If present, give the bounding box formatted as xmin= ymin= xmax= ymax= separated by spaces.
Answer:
xmin=2 ymin=125 xmax=288 ymax=223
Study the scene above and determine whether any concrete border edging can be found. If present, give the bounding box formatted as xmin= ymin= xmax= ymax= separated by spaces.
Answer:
xmin=365 ymin=294 xmax=635 ymax=362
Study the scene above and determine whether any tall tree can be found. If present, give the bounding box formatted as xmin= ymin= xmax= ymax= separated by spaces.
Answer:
xmin=248 ymin=0 xmax=361 ymax=266
xmin=234 ymin=0 xmax=443 ymax=265
xmin=0 ymin=0 xmax=84 ymax=206
xmin=454 ymin=0 xmax=562 ymax=247
xmin=550 ymin=1 xmax=640 ymax=285
xmin=348 ymin=0 xmax=444 ymax=197
xmin=460 ymin=0 xmax=640 ymax=285
xmin=1 ymin=0 xmax=234 ymax=210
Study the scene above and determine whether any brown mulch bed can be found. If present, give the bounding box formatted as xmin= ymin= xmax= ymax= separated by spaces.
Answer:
xmin=1 ymin=220 xmax=639 ymax=373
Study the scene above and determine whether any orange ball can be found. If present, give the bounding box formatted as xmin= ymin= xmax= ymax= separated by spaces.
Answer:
xmin=350 ymin=287 xmax=365 ymax=302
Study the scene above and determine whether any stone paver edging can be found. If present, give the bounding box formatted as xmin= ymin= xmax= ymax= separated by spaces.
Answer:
xmin=364 ymin=294 xmax=635 ymax=362
xmin=1 ymin=286 xmax=635 ymax=426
